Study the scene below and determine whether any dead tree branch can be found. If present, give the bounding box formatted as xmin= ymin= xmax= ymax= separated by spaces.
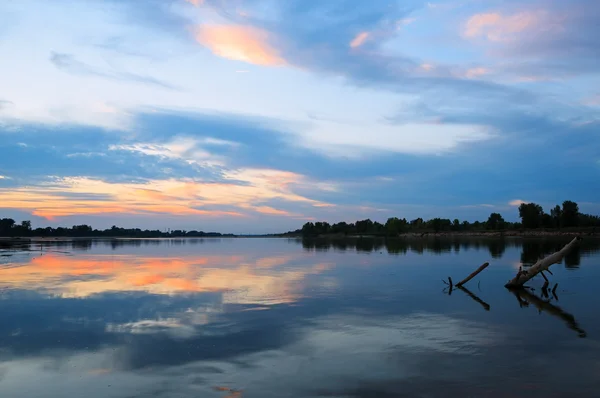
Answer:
xmin=505 ymin=237 xmax=581 ymax=288
xmin=456 ymin=262 xmax=490 ymax=287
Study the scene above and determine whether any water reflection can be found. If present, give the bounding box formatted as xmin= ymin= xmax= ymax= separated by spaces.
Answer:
xmin=508 ymin=287 xmax=587 ymax=338
xmin=1 ymin=238 xmax=600 ymax=397
xmin=0 ymin=251 xmax=331 ymax=304
xmin=300 ymin=236 xmax=600 ymax=267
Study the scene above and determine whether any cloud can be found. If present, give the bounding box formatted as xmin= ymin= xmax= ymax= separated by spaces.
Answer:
xmin=463 ymin=11 xmax=540 ymax=42
xmin=397 ymin=18 xmax=416 ymax=27
xmin=0 ymin=99 xmax=13 ymax=110
xmin=297 ymin=120 xmax=492 ymax=157
xmin=509 ymin=199 xmax=527 ymax=207
xmin=420 ymin=63 xmax=435 ymax=72
xmin=49 ymin=52 xmax=177 ymax=90
xmin=350 ymin=32 xmax=370 ymax=48
xmin=0 ymin=167 xmax=331 ymax=220
xmin=193 ymin=25 xmax=287 ymax=66
xmin=464 ymin=67 xmax=491 ymax=79
xmin=185 ymin=0 xmax=204 ymax=6
xmin=461 ymin=1 xmax=600 ymax=79
xmin=109 ymin=136 xmax=228 ymax=167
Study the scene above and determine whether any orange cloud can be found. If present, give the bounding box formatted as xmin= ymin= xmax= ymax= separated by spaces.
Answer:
xmin=194 ymin=25 xmax=286 ymax=66
xmin=251 ymin=206 xmax=293 ymax=216
xmin=464 ymin=11 xmax=541 ymax=42
xmin=350 ymin=31 xmax=370 ymax=48
xmin=0 ymin=168 xmax=332 ymax=220
xmin=131 ymin=274 xmax=166 ymax=286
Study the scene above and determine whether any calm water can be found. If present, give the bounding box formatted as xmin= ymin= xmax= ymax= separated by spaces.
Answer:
xmin=1 ymin=237 xmax=600 ymax=398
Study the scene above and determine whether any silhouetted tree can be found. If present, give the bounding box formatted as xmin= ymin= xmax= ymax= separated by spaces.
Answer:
xmin=486 ymin=213 xmax=505 ymax=230
xmin=551 ymin=205 xmax=562 ymax=228
xmin=519 ymin=202 xmax=545 ymax=229
xmin=561 ymin=200 xmax=579 ymax=228
xmin=452 ymin=219 xmax=460 ymax=231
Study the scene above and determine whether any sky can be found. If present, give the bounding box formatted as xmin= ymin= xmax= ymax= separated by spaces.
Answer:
xmin=0 ymin=0 xmax=599 ymax=234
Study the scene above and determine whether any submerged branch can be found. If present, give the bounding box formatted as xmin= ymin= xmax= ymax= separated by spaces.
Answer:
xmin=505 ymin=237 xmax=581 ymax=288
xmin=456 ymin=262 xmax=490 ymax=287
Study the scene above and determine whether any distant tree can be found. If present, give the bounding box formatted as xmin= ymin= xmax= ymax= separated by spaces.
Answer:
xmin=561 ymin=200 xmax=579 ymax=228
xmin=314 ymin=222 xmax=331 ymax=235
xmin=542 ymin=213 xmax=554 ymax=229
xmin=550 ymin=205 xmax=562 ymax=228
xmin=355 ymin=219 xmax=374 ymax=234
xmin=385 ymin=217 xmax=400 ymax=236
xmin=579 ymin=213 xmax=600 ymax=228
xmin=410 ymin=218 xmax=424 ymax=229
xmin=301 ymin=222 xmax=316 ymax=237
xmin=452 ymin=219 xmax=460 ymax=231
xmin=331 ymin=222 xmax=349 ymax=235
xmin=428 ymin=218 xmax=452 ymax=232
xmin=0 ymin=218 xmax=16 ymax=236
xmin=486 ymin=213 xmax=505 ymax=230
xmin=518 ymin=202 xmax=544 ymax=229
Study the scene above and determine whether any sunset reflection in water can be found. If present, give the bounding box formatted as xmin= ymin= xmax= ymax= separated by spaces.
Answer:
xmin=0 ymin=251 xmax=333 ymax=305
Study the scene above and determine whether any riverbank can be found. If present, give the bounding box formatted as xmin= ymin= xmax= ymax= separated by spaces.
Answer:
xmin=402 ymin=229 xmax=599 ymax=238
xmin=294 ymin=229 xmax=599 ymax=239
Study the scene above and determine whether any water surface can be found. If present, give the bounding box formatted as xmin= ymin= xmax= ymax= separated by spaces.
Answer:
xmin=1 ymin=237 xmax=600 ymax=397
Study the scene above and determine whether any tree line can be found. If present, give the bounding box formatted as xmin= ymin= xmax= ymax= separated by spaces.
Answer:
xmin=296 ymin=200 xmax=600 ymax=237
xmin=0 ymin=220 xmax=233 ymax=238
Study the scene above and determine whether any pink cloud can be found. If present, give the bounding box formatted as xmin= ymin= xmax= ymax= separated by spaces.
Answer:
xmin=185 ymin=0 xmax=204 ymax=6
xmin=464 ymin=67 xmax=491 ymax=79
xmin=350 ymin=31 xmax=370 ymax=48
xmin=194 ymin=25 xmax=286 ymax=66
xmin=583 ymin=95 xmax=600 ymax=106
xmin=464 ymin=11 xmax=541 ymax=42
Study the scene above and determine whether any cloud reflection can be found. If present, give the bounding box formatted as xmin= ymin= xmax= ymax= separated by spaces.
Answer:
xmin=0 ymin=252 xmax=333 ymax=305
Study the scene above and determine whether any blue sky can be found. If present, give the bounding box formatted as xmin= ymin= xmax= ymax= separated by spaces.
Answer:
xmin=0 ymin=0 xmax=599 ymax=233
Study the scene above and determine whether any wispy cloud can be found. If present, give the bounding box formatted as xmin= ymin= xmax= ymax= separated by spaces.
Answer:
xmin=109 ymin=136 xmax=229 ymax=167
xmin=49 ymin=52 xmax=178 ymax=90
xmin=193 ymin=25 xmax=287 ymax=66
xmin=185 ymin=0 xmax=204 ymax=6
xmin=464 ymin=67 xmax=491 ymax=79
xmin=0 ymin=99 xmax=13 ymax=110
xmin=349 ymin=32 xmax=370 ymax=48
xmin=583 ymin=95 xmax=600 ymax=107
xmin=464 ymin=11 xmax=541 ymax=42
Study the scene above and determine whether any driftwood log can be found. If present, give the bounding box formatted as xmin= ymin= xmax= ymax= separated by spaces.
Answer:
xmin=456 ymin=262 xmax=489 ymax=287
xmin=504 ymin=237 xmax=581 ymax=288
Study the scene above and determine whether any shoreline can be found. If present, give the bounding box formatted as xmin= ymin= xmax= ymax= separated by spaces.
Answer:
xmin=1 ymin=229 xmax=599 ymax=243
